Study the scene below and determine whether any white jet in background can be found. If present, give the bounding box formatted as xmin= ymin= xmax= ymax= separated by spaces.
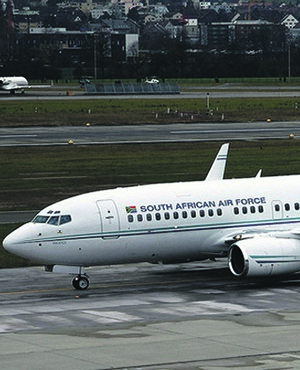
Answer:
xmin=0 ymin=76 xmax=52 ymax=94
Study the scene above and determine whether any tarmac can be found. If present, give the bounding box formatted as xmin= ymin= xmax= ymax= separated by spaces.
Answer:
xmin=1 ymin=263 xmax=300 ymax=369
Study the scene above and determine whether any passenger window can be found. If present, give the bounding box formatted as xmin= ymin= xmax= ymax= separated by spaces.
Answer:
xmin=48 ymin=216 xmax=59 ymax=225
xmin=146 ymin=214 xmax=152 ymax=221
xmin=250 ymin=206 xmax=255 ymax=214
xmin=217 ymin=208 xmax=222 ymax=216
xmin=164 ymin=212 xmax=170 ymax=220
xmin=60 ymin=215 xmax=72 ymax=225
xmin=275 ymin=204 xmax=280 ymax=212
xmin=200 ymin=210 xmax=205 ymax=217
xmin=128 ymin=215 xmax=133 ymax=222
xmin=173 ymin=211 xmax=179 ymax=219
xmin=137 ymin=214 xmax=143 ymax=222
xmin=295 ymin=203 xmax=300 ymax=211
xmin=155 ymin=213 xmax=161 ymax=221
xmin=258 ymin=205 xmax=264 ymax=213
xmin=234 ymin=207 xmax=239 ymax=215
xmin=208 ymin=209 xmax=213 ymax=217
xmin=182 ymin=211 xmax=188 ymax=218
xmin=242 ymin=207 xmax=247 ymax=214
xmin=285 ymin=203 xmax=290 ymax=211
xmin=191 ymin=210 xmax=196 ymax=218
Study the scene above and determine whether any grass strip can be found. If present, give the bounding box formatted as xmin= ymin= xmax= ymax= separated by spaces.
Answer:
xmin=1 ymin=97 xmax=300 ymax=125
xmin=2 ymin=140 xmax=300 ymax=210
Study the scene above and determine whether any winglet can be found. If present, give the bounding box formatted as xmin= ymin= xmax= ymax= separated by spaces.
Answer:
xmin=205 ymin=143 xmax=229 ymax=181
xmin=255 ymin=169 xmax=262 ymax=178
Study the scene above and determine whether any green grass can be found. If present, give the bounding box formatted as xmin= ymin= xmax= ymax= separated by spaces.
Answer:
xmin=1 ymin=140 xmax=300 ymax=211
xmin=1 ymin=97 xmax=300 ymax=126
xmin=0 ymin=97 xmax=299 ymax=113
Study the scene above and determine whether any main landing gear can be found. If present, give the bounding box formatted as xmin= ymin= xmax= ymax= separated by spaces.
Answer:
xmin=72 ymin=274 xmax=90 ymax=290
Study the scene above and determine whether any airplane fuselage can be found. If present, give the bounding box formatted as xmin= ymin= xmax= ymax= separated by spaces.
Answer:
xmin=0 ymin=76 xmax=28 ymax=92
xmin=4 ymin=175 xmax=300 ymax=266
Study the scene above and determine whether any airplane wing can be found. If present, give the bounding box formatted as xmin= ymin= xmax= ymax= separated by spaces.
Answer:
xmin=205 ymin=143 xmax=229 ymax=181
xmin=28 ymin=83 xmax=53 ymax=89
xmin=10 ymin=84 xmax=26 ymax=90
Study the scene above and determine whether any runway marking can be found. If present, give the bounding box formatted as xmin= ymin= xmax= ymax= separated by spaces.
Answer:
xmin=83 ymin=310 xmax=141 ymax=322
xmin=170 ymin=128 xmax=287 ymax=134
xmin=0 ymin=135 xmax=37 ymax=138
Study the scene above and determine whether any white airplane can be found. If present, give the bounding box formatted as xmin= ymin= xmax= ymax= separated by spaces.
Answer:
xmin=3 ymin=143 xmax=300 ymax=290
xmin=0 ymin=76 xmax=52 ymax=94
xmin=145 ymin=77 xmax=159 ymax=84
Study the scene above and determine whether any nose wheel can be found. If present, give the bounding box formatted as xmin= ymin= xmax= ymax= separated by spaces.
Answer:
xmin=72 ymin=275 xmax=90 ymax=290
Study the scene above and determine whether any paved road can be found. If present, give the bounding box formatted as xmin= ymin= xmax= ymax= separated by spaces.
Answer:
xmin=0 ymin=211 xmax=38 ymax=224
xmin=1 ymin=261 xmax=300 ymax=369
xmin=0 ymin=121 xmax=299 ymax=146
xmin=1 ymin=84 xmax=300 ymax=99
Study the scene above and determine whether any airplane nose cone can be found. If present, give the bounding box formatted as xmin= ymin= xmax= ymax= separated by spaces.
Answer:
xmin=3 ymin=230 xmax=20 ymax=254
xmin=2 ymin=223 xmax=34 ymax=257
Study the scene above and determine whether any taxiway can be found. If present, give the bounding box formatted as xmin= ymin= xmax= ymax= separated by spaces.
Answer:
xmin=1 ymin=262 xmax=300 ymax=369
xmin=0 ymin=121 xmax=299 ymax=147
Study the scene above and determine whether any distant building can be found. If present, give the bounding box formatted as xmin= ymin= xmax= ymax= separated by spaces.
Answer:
xmin=109 ymin=33 xmax=139 ymax=61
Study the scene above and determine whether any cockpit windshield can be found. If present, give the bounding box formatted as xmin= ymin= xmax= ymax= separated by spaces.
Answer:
xmin=32 ymin=214 xmax=72 ymax=226
xmin=32 ymin=215 xmax=49 ymax=223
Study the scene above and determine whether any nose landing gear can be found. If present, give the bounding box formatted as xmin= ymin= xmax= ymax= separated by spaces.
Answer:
xmin=72 ymin=274 xmax=90 ymax=290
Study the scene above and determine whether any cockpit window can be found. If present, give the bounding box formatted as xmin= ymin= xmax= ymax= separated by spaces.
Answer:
xmin=60 ymin=215 xmax=72 ymax=225
xmin=32 ymin=214 xmax=72 ymax=226
xmin=48 ymin=216 xmax=59 ymax=225
xmin=32 ymin=215 xmax=49 ymax=223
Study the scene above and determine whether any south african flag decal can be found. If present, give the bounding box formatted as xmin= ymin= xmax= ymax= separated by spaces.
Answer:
xmin=126 ymin=206 xmax=137 ymax=214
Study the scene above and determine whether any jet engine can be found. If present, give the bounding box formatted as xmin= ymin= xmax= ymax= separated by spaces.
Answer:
xmin=228 ymin=236 xmax=300 ymax=277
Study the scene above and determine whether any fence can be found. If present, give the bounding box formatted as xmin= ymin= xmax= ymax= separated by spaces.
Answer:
xmin=85 ymin=82 xmax=180 ymax=95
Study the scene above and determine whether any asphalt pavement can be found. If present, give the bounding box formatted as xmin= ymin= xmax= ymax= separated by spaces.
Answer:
xmin=1 ymin=262 xmax=300 ymax=369
xmin=0 ymin=121 xmax=299 ymax=147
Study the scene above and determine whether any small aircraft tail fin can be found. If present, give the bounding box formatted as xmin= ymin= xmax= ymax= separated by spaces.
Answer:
xmin=205 ymin=143 xmax=229 ymax=181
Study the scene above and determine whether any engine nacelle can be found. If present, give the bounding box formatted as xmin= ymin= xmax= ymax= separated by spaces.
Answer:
xmin=228 ymin=236 xmax=300 ymax=277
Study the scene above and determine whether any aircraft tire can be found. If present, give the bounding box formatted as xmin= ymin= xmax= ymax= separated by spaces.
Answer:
xmin=72 ymin=275 xmax=90 ymax=290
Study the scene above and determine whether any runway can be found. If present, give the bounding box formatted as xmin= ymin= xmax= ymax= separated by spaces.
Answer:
xmin=2 ymin=84 xmax=300 ymax=100
xmin=0 ymin=121 xmax=299 ymax=146
xmin=1 ymin=261 xmax=300 ymax=369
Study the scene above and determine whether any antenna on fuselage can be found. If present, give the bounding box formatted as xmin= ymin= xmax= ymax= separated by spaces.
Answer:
xmin=205 ymin=143 xmax=229 ymax=181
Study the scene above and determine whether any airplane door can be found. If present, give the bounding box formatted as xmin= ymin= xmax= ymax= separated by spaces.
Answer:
xmin=97 ymin=200 xmax=120 ymax=235
xmin=272 ymin=200 xmax=283 ymax=219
